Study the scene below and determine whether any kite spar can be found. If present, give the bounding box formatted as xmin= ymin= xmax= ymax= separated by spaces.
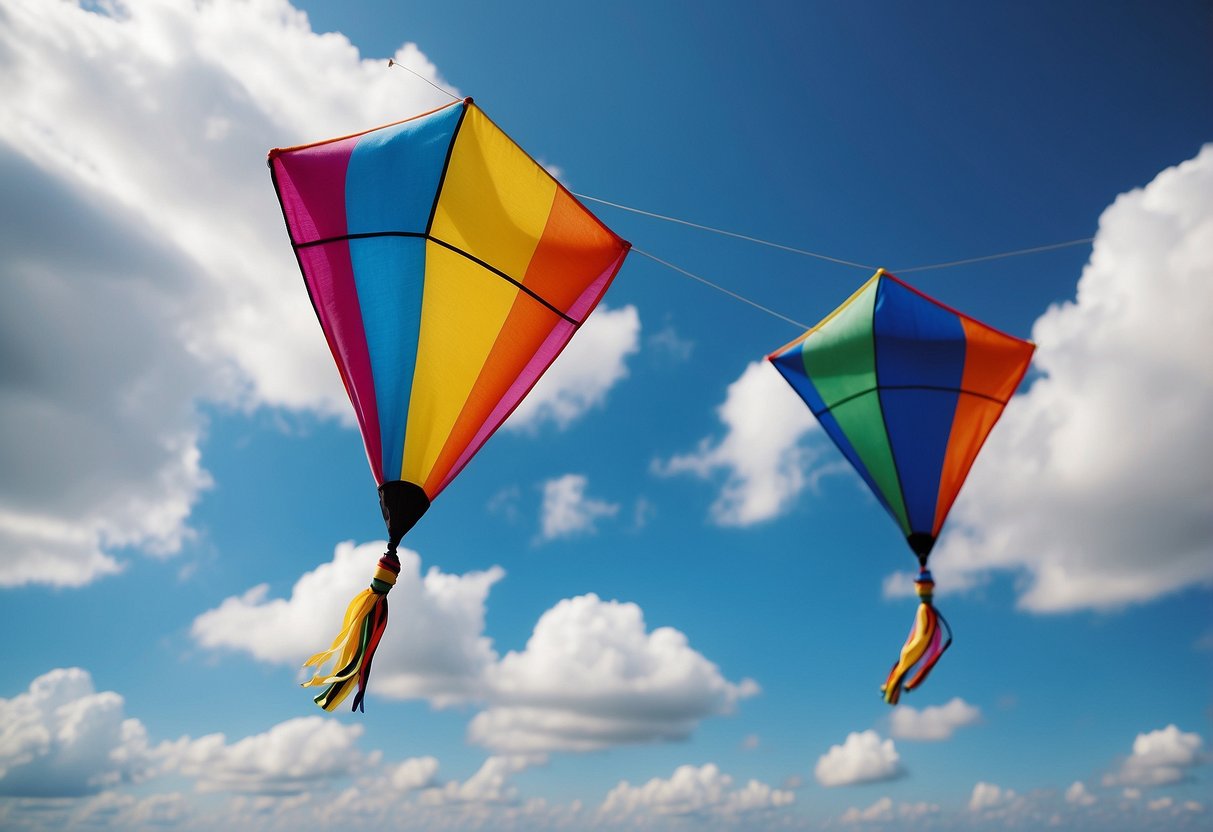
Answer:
xmin=269 ymin=98 xmax=630 ymax=710
xmin=768 ymin=269 xmax=1034 ymax=704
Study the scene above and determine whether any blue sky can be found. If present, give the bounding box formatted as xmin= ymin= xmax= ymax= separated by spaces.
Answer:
xmin=1 ymin=0 xmax=1210 ymax=829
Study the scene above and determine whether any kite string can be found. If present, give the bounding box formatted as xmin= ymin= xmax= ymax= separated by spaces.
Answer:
xmin=631 ymin=248 xmax=811 ymax=330
xmin=580 ymin=193 xmax=1093 ymax=275
xmin=576 ymin=194 xmax=877 ymax=271
xmin=894 ymin=237 xmax=1095 ymax=273
xmin=386 ymin=59 xmax=462 ymax=102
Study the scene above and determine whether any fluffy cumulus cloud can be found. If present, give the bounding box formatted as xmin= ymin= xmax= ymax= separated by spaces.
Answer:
xmin=0 ymin=130 xmax=213 ymax=588
xmin=888 ymin=697 xmax=982 ymax=741
xmin=0 ymin=668 xmax=152 ymax=797
xmin=0 ymin=667 xmax=586 ymax=830
xmin=472 ymin=594 xmax=758 ymax=753
xmin=0 ymin=0 xmax=634 ymax=591
xmin=1104 ymin=725 xmax=1205 ymax=788
xmin=0 ymin=667 xmax=378 ymax=802
xmin=1065 ymin=781 xmax=1097 ymax=807
xmin=62 ymin=791 xmax=189 ymax=830
xmin=1160 ymin=798 xmax=1205 ymax=815
xmin=191 ymin=541 xmax=502 ymax=704
xmin=598 ymin=763 xmax=793 ymax=820
xmin=647 ymin=323 xmax=695 ymax=363
xmin=924 ymin=146 xmax=1213 ymax=611
xmin=387 ymin=756 xmax=441 ymax=793
xmin=159 ymin=716 xmax=367 ymax=795
xmin=655 ymin=361 xmax=820 ymax=526
xmin=321 ymin=754 xmax=586 ymax=830
xmin=969 ymin=781 xmax=1016 ymax=813
xmin=0 ymin=0 xmax=452 ymax=587
xmin=192 ymin=548 xmax=756 ymax=754
xmin=840 ymin=796 xmax=894 ymax=824
xmin=538 ymin=474 xmax=620 ymax=541
xmin=418 ymin=755 xmax=539 ymax=806
xmin=839 ymin=796 xmax=940 ymax=825
xmin=814 ymin=731 xmax=903 ymax=787
xmin=507 ymin=304 xmax=641 ymax=431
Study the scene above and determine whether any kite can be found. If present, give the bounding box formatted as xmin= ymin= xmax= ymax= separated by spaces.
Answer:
xmin=768 ymin=269 xmax=1034 ymax=704
xmin=268 ymin=98 xmax=630 ymax=711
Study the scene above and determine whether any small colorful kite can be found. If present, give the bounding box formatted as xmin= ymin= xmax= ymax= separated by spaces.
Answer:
xmin=269 ymin=98 xmax=630 ymax=711
xmin=768 ymin=269 xmax=1034 ymax=704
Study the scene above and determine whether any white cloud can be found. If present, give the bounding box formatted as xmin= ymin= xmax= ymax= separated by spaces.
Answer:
xmin=889 ymin=697 xmax=982 ymax=741
xmin=192 ymin=547 xmax=756 ymax=754
xmin=388 ymin=757 xmax=440 ymax=793
xmin=840 ymin=796 xmax=893 ymax=823
xmin=814 ymin=731 xmax=903 ymax=787
xmin=631 ymin=497 xmax=657 ymax=530
xmin=969 ymin=781 xmax=1016 ymax=812
xmin=159 ymin=716 xmax=366 ymax=794
xmin=1104 ymin=725 xmax=1205 ymax=788
xmin=0 ymin=670 xmax=558 ymax=831
xmin=898 ymin=800 xmax=940 ymax=820
xmin=0 ymin=0 xmax=632 ymax=592
xmin=0 ymin=668 xmax=152 ymax=797
xmin=506 ymin=304 xmax=641 ymax=431
xmin=0 ymin=0 xmax=461 ymax=587
xmin=538 ymin=474 xmax=620 ymax=541
xmin=418 ymin=755 xmax=540 ymax=806
xmin=316 ymin=755 xmax=440 ymax=823
xmin=1145 ymin=796 xmax=1207 ymax=815
xmin=839 ymin=796 xmax=938 ymax=824
xmin=68 ymin=791 xmax=138 ymax=828
xmin=0 ymin=668 xmax=539 ymax=828
xmin=0 ymin=136 xmax=213 ymax=587
xmin=1065 ymin=781 xmax=1097 ymax=807
xmin=472 ymin=594 xmax=759 ymax=753
xmin=655 ymin=360 xmax=820 ymax=526
xmin=67 ymin=790 xmax=188 ymax=830
xmin=647 ymin=323 xmax=695 ymax=363
xmin=928 ymin=145 xmax=1213 ymax=612
xmin=487 ymin=486 xmax=523 ymax=524
xmin=191 ymin=541 xmax=502 ymax=705
xmin=599 ymin=763 xmax=793 ymax=819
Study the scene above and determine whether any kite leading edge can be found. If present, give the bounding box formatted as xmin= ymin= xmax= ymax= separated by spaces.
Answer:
xmin=268 ymin=98 xmax=630 ymax=711
xmin=768 ymin=268 xmax=1034 ymax=704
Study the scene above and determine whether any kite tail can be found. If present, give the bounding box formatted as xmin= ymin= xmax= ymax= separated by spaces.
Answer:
xmin=301 ymin=551 xmax=400 ymax=712
xmin=881 ymin=569 xmax=952 ymax=705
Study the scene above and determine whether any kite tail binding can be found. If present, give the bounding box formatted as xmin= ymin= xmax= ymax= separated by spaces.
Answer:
xmin=301 ymin=551 xmax=400 ymax=712
xmin=881 ymin=569 xmax=952 ymax=705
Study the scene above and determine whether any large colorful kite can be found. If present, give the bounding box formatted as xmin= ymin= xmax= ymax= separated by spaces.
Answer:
xmin=768 ymin=269 xmax=1034 ymax=704
xmin=269 ymin=98 xmax=630 ymax=710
